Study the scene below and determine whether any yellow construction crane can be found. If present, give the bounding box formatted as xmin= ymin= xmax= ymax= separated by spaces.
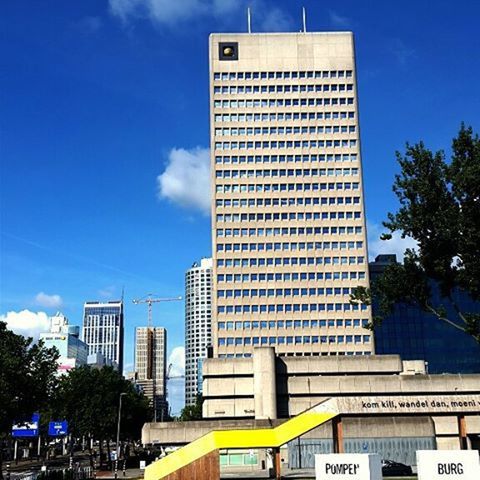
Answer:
xmin=132 ymin=294 xmax=182 ymax=328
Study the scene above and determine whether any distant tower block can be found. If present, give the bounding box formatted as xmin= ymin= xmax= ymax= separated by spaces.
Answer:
xmin=185 ymin=258 xmax=213 ymax=406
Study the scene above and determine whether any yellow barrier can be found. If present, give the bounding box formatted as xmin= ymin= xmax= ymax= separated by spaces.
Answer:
xmin=145 ymin=399 xmax=339 ymax=480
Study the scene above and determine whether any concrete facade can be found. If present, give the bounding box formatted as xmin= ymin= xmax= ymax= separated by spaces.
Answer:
xmin=202 ymin=350 xmax=435 ymax=418
xmin=210 ymin=32 xmax=373 ymax=359
xmin=135 ymin=326 xmax=167 ymax=421
xmin=185 ymin=258 xmax=213 ymax=405
xmin=142 ymin=350 xmax=480 ymax=470
xmin=200 ymin=348 xmax=480 ymax=451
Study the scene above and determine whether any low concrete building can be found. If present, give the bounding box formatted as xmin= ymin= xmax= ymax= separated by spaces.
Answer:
xmin=142 ymin=349 xmax=480 ymax=471
xmin=203 ymin=350 xmax=430 ymax=418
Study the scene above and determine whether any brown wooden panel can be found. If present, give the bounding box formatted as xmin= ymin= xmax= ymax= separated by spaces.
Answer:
xmin=163 ymin=450 xmax=219 ymax=480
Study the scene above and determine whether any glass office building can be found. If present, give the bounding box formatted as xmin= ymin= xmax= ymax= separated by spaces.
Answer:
xmin=371 ymin=255 xmax=480 ymax=373
xmin=82 ymin=300 xmax=124 ymax=372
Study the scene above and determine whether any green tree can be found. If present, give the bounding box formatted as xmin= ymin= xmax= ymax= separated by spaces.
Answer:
xmin=178 ymin=395 xmax=203 ymax=421
xmin=54 ymin=366 xmax=151 ymax=467
xmin=0 ymin=322 xmax=59 ymax=478
xmin=351 ymin=125 xmax=480 ymax=341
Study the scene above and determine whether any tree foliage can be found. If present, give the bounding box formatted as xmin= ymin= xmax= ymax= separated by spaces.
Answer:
xmin=0 ymin=321 xmax=59 ymax=436
xmin=178 ymin=395 xmax=203 ymax=421
xmin=0 ymin=322 xmax=59 ymax=478
xmin=351 ymin=125 xmax=480 ymax=341
xmin=55 ymin=366 xmax=152 ymax=442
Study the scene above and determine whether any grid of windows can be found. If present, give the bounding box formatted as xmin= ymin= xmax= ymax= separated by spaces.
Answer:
xmin=213 ymin=69 xmax=353 ymax=80
xmin=81 ymin=301 xmax=124 ymax=372
xmin=215 ymin=111 xmax=355 ymax=122
xmin=185 ymin=259 xmax=213 ymax=406
xmin=211 ymin=33 xmax=373 ymax=358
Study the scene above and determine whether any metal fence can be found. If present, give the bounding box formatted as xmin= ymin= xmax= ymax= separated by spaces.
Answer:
xmin=9 ymin=467 xmax=94 ymax=480
xmin=288 ymin=436 xmax=436 ymax=468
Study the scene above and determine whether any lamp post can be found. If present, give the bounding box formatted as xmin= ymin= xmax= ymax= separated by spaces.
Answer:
xmin=115 ymin=393 xmax=127 ymax=480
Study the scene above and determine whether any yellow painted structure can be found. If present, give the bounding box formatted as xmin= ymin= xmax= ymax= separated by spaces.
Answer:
xmin=145 ymin=399 xmax=339 ymax=480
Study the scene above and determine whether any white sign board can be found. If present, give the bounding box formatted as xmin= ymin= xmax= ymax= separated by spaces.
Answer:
xmin=417 ymin=450 xmax=480 ymax=479
xmin=139 ymin=460 xmax=146 ymax=470
xmin=315 ymin=453 xmax=382 ymax=480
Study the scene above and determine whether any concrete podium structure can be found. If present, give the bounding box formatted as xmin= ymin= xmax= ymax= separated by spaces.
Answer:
xmin=144 ymin=391 xmax=480 ymax=480
xmin=143 ymin=350 xmax=480 ymax=478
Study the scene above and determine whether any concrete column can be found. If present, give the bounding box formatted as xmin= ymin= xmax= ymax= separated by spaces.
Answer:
xmin=253 ymin=347 xmax=277 ymax=419
xmin=458 ymin=415 xmax=468 ymax=450
xmin=332 ymin=416 xmax=344 ymax=453
xmin=273 ymin=447 xmax=281 ymax=480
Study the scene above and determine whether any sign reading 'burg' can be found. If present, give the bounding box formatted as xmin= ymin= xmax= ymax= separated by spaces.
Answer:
xmin=417 ymin=450 xmax=480 ymax=479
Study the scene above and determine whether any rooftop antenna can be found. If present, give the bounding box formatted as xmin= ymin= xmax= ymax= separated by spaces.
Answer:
xmin=302 ymin=7 xmax=307 ymax=33
xmin=247 ymin=7 xmax=252 ymax=33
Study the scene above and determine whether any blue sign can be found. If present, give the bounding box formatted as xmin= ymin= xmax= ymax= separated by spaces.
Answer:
xmin=12 ymin=413 xmax=40 ymax=437
xmin=48 ymin=421 xmax=68 ymax=437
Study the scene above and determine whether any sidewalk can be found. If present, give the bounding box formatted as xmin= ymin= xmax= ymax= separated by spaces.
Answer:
xmin=95 ymin=468 xmax=144 ymax=479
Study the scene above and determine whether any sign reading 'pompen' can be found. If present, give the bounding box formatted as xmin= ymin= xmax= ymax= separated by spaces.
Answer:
xmin=315 ymin=454 xmax=382 ymax=480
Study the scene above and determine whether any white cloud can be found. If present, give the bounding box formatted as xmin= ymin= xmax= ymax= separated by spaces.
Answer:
xmin=328 ymin=10 xmax=352 ymax=28
xmin=168 ymin=346 xmax=185 ymax=377
xmin=109 ymin=0 xmax=205 ymax=25
xmin=35 ymin=292 xmax=63 ymax=308
xmin=109 ymin=0 xmax=293 ymax=30
xmin=258 ymin=7 xmax=293 ymax=32
xmin=368 ymin=222 xmax=418 ymax=262
xmin=167 ymin=346 xmax=185 ymax=414
xmin=168 ymin=377 xmax=185 ymax=415
xmin=1 ymin=310 xmax=51 ymax=341
xmin=211 ymin=0 xmax=239 ymax=16
xmin=157 ymin=147 xmax=210 ymax=215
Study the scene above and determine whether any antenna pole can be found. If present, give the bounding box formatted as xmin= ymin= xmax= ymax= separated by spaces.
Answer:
xmin=302 ymin=7 xmax=307 ymax=33
xmin=247 ymin=7 xmax=251 ymax=33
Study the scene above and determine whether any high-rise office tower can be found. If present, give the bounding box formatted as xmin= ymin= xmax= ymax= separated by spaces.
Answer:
xmin=82 ymin=300 xmax=124 ymax=372
xmin=210 ymin=32 xmax=373 ymax=357
xmin=135 ymin=326 xmax=167 ymax=421
xmin=185 ymin=258 xmax=213 ymax=405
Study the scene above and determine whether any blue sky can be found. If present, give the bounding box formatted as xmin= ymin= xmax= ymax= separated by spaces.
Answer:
xmin=1 ymin=0 xmax=479 ymax=413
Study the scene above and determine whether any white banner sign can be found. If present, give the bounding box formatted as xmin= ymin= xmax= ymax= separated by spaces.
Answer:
xmin=337 ymin=395 xmax=480 ymax=415
xmin=315 ymin=453 xmax=382 ymax=480
xmin=417 ymin=450 xmax=480 ymax=479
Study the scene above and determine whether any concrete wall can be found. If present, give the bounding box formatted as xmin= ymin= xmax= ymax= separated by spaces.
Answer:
xmin=142 ymin=418 xmax=284 ymax=446
xmin=203 ymin=350 xmax=480 ymax=420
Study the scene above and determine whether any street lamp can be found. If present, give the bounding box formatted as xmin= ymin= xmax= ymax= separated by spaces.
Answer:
xmin=115 ymin=393 xmax=127 ymax=480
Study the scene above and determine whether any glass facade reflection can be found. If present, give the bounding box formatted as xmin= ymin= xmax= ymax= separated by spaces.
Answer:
xmin=371 ymin=255 xmax=480 ymax=373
